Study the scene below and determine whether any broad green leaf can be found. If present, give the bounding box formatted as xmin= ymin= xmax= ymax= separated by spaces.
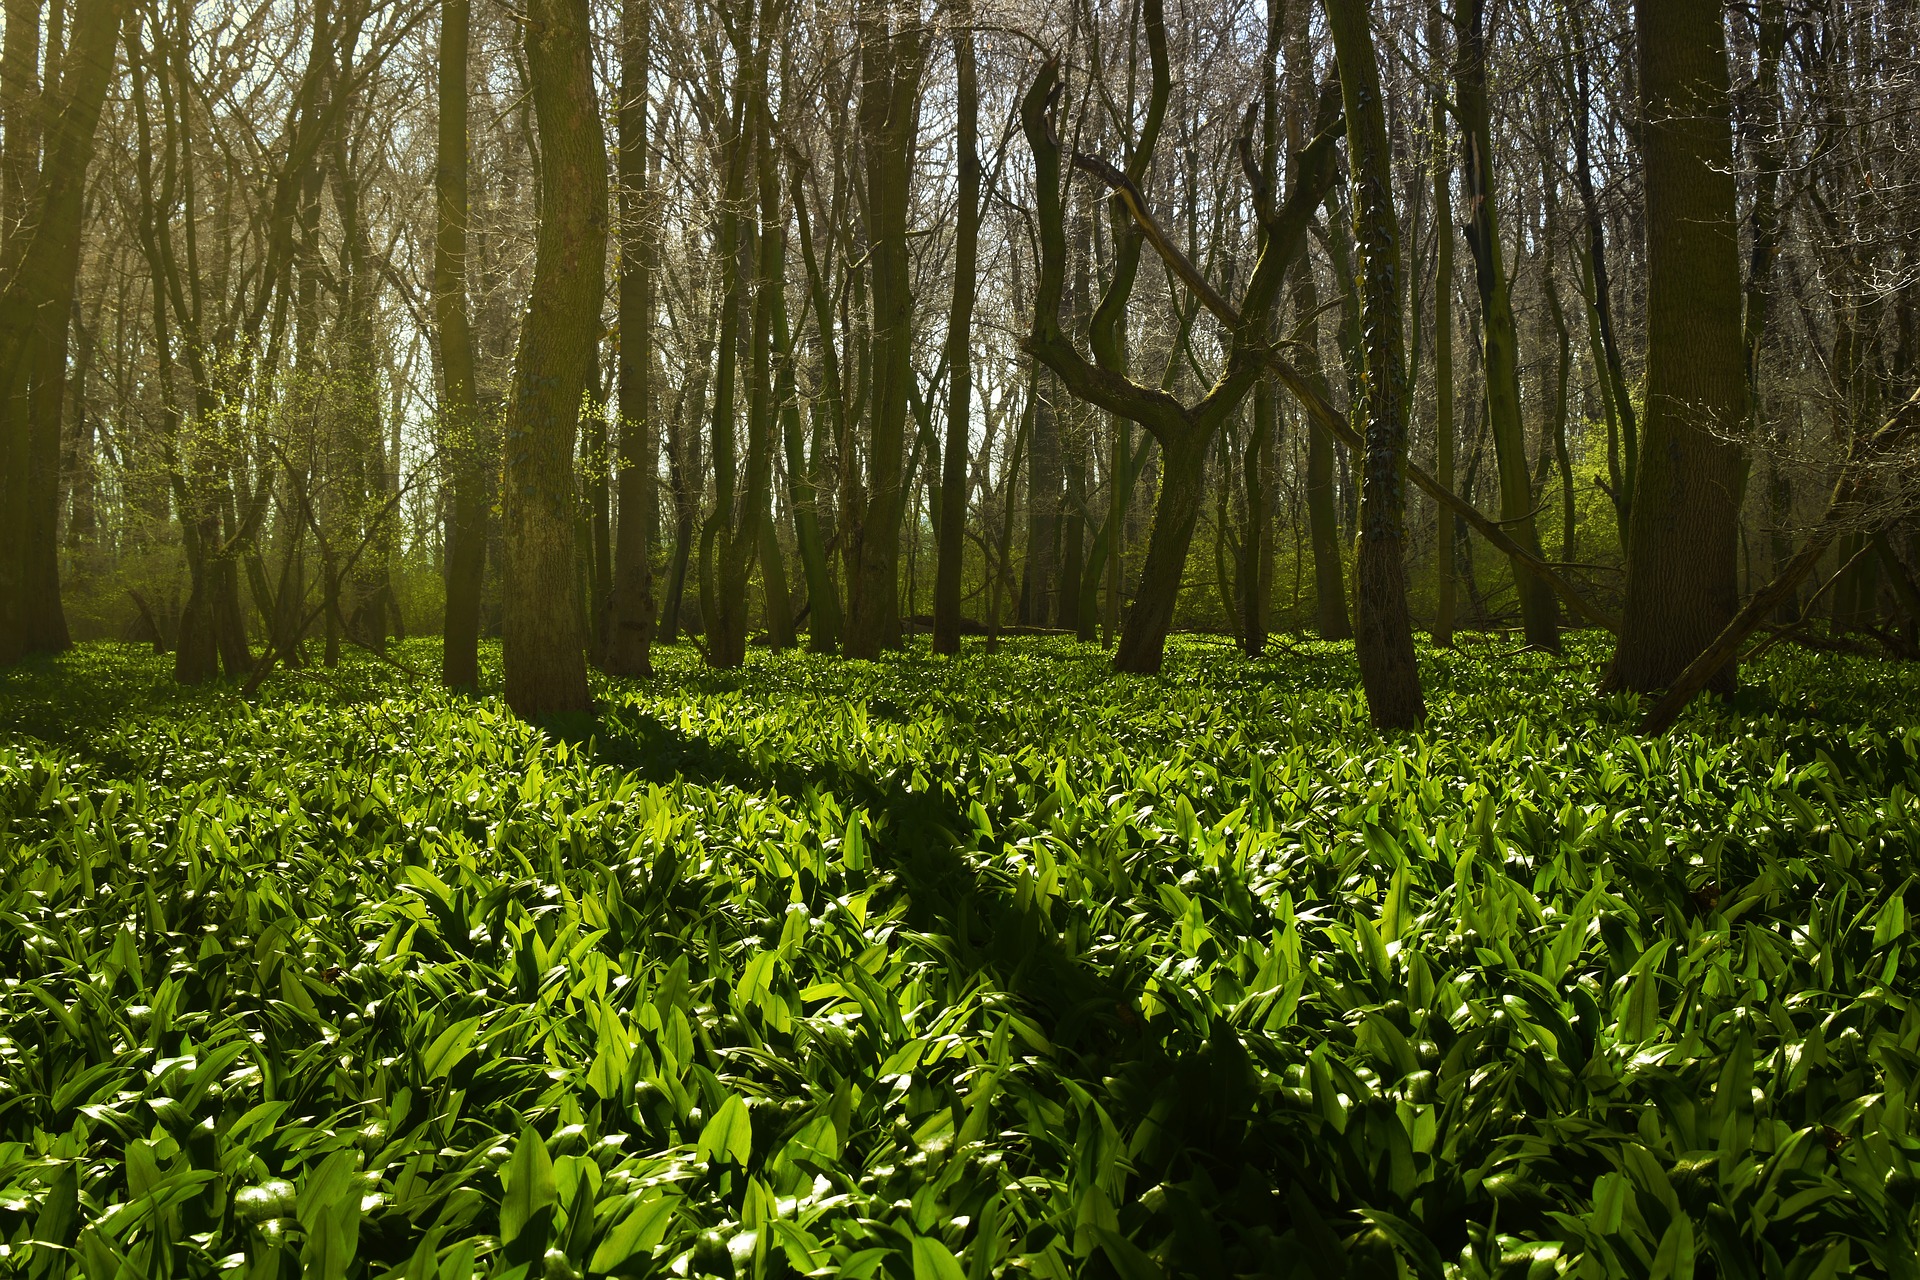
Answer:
xmin=697 ymin=1094 xmax=753 ymax=1166
xmin=499 ymin=1126 xmax=558 ymax=1246
xmin=589 ymin=1193 xmax=676 ymax=1272
xmin=422 ymin=1015 xmax=484 ymax=1081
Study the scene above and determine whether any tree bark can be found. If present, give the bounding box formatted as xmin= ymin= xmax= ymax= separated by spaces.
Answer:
xmin=1326 ymin=0 xmax=1424 ymax=729
xmin=1607 ymin=0 xmax=1746 ymax=696
xmin=603 ymin=0 xmax=656 ymax=677
xmin=844 ymin=1 xmax=926 ymax=658
xmin=1430 ymin=0 xmax=1456 ymax=647
xmin=501 ymin=0 xmax=604 ymax=718
xmin=435 ymin=0 xmax=486 ymax=690
xmin=933 ymin=12 xmax=978 ymax=656
xmin=0 ymin=0 xmax=122 ymax=664
xmin=1456 ymin=0 xmax=1558 ymax=652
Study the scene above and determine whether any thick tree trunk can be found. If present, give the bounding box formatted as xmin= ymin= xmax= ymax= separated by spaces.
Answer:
xmin=0 ymin=0 xmax=120 ymax=664
xmin=1326 ymin=0 xmax=1423 ymax=729
xmin=501 ymin=0 xmax=604 ymax=718
xmin=1606 ymin=0 xmax=1746 ymax=695
xmin=844 ymin=5 xmax=926 ymax=659
xmin=1114 ymin=442 xmax=1205 ymax=675
xmin=603 ymin=0 xmax=657 ymax=677
xmin=933 ymin=14 xmax=978 ymax=656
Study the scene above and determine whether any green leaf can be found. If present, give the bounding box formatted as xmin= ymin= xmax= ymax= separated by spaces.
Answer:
xmin=912 ymin=1234 xmax=969 ymax=1280
xmin=422 ymin=1014 xmax=484 ymax=1081
xmin=499 ymin=1125 xmax=558 ymax=1247
xmin=296 ymin=1150 xmax=363 ymax=1232
xmin=1648 ymin=1212 xmax=1696 ymax=1280
xmin=697 ymin=1094 xmax=753 ymax=1166
xmin=1092 ymin=1229 xmax=1165 ymax=1280
xmin=589 ymin=1193 xmax=676 ymax=1273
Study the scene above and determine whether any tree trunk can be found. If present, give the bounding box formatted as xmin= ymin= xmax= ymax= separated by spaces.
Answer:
xmin=1457 ymin=0 xmax=1558 ymax=652
xmin=1285 ymin=17 xmax=1349 ymax=643
xmin=1607 ymin=0 xmax=1746 ymax=695
xmin=603 ymin=0 xmax=657 ymax=678
xmin=1326 ymin=0 xmax=1423 ymax=729
xmin=844 ymin=4 xmax=926 ymax=658
xmin=501 ymin=0 xmax=604 ymax=718
xmin=1430 ymin=0 xmax=1456 ymax=647
xmin=774 ymin=277 xmax=838 ymax=653
xmin=436 ymin=0 xmax=486 ymax=689
xmin=933 ymin=11 xmax=977 ymax=656
xmin=0 ymin=0 xmax=120 ymax=664
xmin=1114 ymin=441 xmax=1206 ymax=675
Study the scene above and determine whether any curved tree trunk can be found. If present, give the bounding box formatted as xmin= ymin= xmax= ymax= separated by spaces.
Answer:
xmin=1114 ymin=441 xmax=1206 ymax=675
xmin=501 ymin=0 xmax=604 ymax=718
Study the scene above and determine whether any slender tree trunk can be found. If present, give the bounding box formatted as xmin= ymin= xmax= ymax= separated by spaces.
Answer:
xmin=1606 ymin=0 xmax=1746 ymax=695
xmin=774 ymin=279 xmax=837 ymax=652
xmin=761 ymin=513 xmax=794 ymax=649
xmin=501 ymin=0 xmax=604 ymax=718
xmin=1430 ymin=1 xmax=1456 ymax=647
xmin=1457 ymin=0 xmax=1557 ymax=651
xmin=1326 ymin=0 xmax=1423 ymax=728
xmin=933 ymin=12 xmax=977 ymax=655
xmin=1285 ymin=15 xmax=1349 ymax=642
xmin=603 ymin=0 xmax=657 ymax=677
xmin=1546 ymin=272 xmax=1574 ymax=566
xmin=436 ymin=0 xmax=486 ymax=688
xmin=1569 ymin=12 xmax=1637 ymax=537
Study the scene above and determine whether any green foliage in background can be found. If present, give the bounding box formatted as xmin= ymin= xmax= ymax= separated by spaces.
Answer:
xmin=2 ymin=636 xmax=1919 ymax=1279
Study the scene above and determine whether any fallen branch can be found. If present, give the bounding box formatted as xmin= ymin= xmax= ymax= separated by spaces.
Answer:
xmin=1640 ymin=385 xmax=1920 ymax=735
xmin=1070 ymin=144 xmax=1621 ymax=637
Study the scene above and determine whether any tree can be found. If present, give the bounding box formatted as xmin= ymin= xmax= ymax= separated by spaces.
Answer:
xmin=1020 ymin=0 xmax=1343 ymax=676
xmin=843 ymin=0 xmax=926 ymax=659
xmin=500 ymin=0 xmax=605 ymax=717
xmin=0 ymin=0 xmax=124 ymax=664
xmin=1428 ymin=0 xmax=1456 ymax=647
xmin=1455 ymin=0 xmax=1558 ymax=652
xmin=602 ymin=0 xmax=658 ymax=678
xmin=436 ymin=0 xmax=485 ymax=690
xmin=933 ymin=5 xmax=978 ymax=657
xmin=1606 ymin=0 xmax=1746 ymax=696
xmin=1325 ymin=0 xmax=1423 ymax=728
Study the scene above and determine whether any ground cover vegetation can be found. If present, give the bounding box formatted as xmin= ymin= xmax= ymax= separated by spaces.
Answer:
xmin=6 ymin=0 xmax=1920 ymax=1273
xmin=4 ymin=637 xmax=1920 ymax=1278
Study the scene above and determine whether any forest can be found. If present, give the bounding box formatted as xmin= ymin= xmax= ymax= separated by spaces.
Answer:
xmin=3 ymin=0 xmax=1920 ymax=1274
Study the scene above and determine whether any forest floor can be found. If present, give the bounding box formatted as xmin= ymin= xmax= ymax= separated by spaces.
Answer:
xmin=2 ymin=634 xmax=1919 ymax=1279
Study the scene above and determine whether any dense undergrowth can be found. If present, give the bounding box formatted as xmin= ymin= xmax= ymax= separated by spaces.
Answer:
xmin=2 ymin=634 xmax=1919 ymax=1280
